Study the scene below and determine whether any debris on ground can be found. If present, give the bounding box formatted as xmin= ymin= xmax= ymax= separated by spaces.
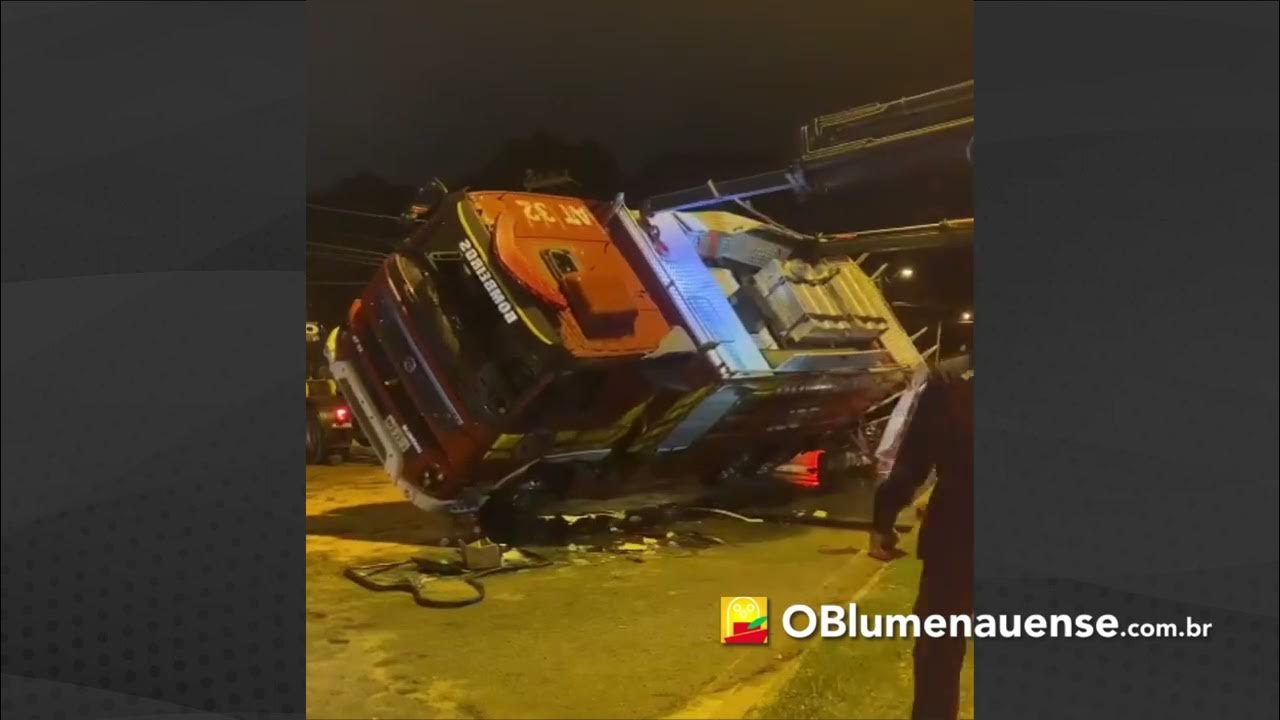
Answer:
xmin=537 ymin=518 xmax=729 ymax=560
xmin=462 ymin=538 xmax=502 ymax=570
xmin=344 ymin=544 xmax=552 ymax=608
xmin=683 ymin=506 xmax=765 ymax=523
xmin=691 ymin=532 xmax=725 ymax=545
xmin=468 ymin=487 xmax=894 ymax=568
xmin=341 ymin=486 xmax=885 ymax=608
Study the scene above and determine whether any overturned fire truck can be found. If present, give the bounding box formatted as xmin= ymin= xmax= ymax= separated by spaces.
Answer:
xmin=327 ymin=81 xmax=974 ymax=515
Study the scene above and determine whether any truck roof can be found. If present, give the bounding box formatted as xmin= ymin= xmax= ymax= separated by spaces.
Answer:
xmin=467 ymin=191 xmax=673 ymax=360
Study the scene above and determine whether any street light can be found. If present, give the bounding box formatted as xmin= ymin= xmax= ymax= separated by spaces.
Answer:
xmin=959 ymin=310 xmax=973 ymax=323
xmin=896 ymin=266 xmax=915 ymax=280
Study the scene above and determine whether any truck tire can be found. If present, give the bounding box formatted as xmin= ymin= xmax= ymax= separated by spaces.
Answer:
xmin=305 ymin=406 xmax=327 ymax=465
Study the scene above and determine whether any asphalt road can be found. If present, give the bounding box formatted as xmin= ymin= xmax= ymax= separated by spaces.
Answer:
xmin=306 ymin=461 xmax=902 ymax=719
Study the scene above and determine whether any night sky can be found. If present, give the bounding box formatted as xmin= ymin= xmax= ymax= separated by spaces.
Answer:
xmin=308 ymin=0 xmax=973 ymax=189
xmin=306 ymin=0 xmax=973 ymax=342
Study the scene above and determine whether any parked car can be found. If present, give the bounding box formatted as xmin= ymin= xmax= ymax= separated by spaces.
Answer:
xmin=306 ymin=322 xmax=354 ymax=464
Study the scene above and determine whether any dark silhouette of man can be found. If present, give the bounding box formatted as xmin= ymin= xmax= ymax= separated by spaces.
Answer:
xmin=870 ymin=353 xmax=974 ymax=720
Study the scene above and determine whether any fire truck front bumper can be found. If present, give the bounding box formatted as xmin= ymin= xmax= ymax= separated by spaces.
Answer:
xmin=327 ymin=351 xmax=450 ymax=513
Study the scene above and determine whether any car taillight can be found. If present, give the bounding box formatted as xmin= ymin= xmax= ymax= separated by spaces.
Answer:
xmin=334 ymin=406 xmax=351 ymax=423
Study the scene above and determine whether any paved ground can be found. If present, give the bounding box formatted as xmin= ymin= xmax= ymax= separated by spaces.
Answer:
xmin=305 ymin=461 xmax=918 ymax=719
xmin=754 ymin=553 xmax=974 ymax=720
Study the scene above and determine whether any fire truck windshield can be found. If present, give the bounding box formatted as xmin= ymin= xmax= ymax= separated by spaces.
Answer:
xmin=396 ymin=247 xmax=544 ymax=420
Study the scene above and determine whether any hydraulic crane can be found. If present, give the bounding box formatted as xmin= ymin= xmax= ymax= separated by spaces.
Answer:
xmin=644 ymin=80 xmax=972 ymax=214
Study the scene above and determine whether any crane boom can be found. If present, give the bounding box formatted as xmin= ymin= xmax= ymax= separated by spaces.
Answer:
xmin=808 ymin=217 xmax=974 ymax=256
xmin=643 ymin=80 xmax=973 ymax=214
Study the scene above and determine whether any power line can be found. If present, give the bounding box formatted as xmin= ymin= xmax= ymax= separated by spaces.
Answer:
xmin=306 ymin=203 xmax=421 ymax=223
xmin=312 ymin=228 xmax=404 ymax=246
xmin=306 ymin=241 xmax=388 ymax=258
xmin=305 ymin=245 xmax=384 ymax=260
xmin=305 ymin=250 xmax=384 ymax=268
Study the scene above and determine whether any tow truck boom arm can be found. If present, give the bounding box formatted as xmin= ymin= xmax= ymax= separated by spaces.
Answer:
xmin=809 ymin=217 xmax=973 ymax=257
xmin=643 ymin=80 xmax=973 ymax=214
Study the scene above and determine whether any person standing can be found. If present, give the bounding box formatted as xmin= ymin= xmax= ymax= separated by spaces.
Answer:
xmin=870 ymin=354 xmax=974 ymax=720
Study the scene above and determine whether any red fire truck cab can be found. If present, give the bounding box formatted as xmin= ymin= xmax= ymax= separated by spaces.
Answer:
xmin=329 ymin=190 xmax=925 ymax=513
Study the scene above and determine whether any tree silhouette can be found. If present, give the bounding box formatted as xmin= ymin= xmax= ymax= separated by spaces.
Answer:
xmin=460 ymin=131 xmax=620 ymax=199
